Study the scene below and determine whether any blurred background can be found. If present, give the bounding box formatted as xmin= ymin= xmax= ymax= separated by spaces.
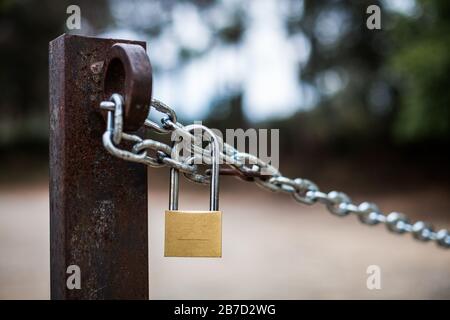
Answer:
xmin=0 ymin=0 xmax=449 ymax=299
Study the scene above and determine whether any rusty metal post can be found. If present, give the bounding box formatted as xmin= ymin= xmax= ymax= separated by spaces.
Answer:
xmin=49 ymin=34 xmax=149 ymax=299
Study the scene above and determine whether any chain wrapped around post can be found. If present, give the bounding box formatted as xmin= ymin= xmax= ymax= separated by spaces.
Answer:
xmin=100 ymin=94 xmax=450 ymax=249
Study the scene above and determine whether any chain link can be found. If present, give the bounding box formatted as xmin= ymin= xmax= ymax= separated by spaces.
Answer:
xmin=100 ymin=94 xmax=450 ymax=249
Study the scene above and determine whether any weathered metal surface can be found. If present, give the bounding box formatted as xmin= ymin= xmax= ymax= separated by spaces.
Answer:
xmin=49 ymin=34 xmax=149 ymax=299
xmin=104 ymin=43 xmax=152 ymax=131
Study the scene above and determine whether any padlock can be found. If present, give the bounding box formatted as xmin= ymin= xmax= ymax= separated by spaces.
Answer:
xmin=164 ymin=128 xmax=222 ymax=257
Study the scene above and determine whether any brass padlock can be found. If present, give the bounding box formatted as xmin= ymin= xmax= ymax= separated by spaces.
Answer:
xmin=164 ymin=128 xmax=222 ymax=257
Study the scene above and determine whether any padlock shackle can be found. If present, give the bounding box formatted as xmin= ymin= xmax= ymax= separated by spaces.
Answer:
xmin=168 ymin=125 xmax=220 ymax=211
xmin=169 ymin=167 xmax=179 ymax=210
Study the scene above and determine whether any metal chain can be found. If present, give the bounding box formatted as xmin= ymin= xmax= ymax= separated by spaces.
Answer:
xmin=100 ymin=94 xmax=450 ymax=249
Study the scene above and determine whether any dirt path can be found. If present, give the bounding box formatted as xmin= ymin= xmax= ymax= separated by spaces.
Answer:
xmin=0 ymin=179 xmax=449 ymax=299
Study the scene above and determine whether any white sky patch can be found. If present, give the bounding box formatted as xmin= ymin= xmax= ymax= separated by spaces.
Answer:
xmin=316 ymin=69 xmax=348 ymax=96
xmin=210 ymin=45 xmax=244 ymax=97
xmin=314 ymin=9 xmax=350 ymax=47
xmin=152 ymin=44 xmax=244 ymax=120
xmin=109 ymin=0 xmax=167 ymax=30
xmin=290 ymin=32 xmax=311 ymax=67
xmin=149 ymin=30 xmax=179 ymax=70
xmin=382 ymin=0 xmax=419 ymax=17
xmin=104 ymin=0 xmax=312 ymax=123
xmin=172 ymin=3 xmax=211 ymax=52
xmin=242 ymin=0 xmax=302 ymax=121
xmin=176 ymin=56 xmax=218 ymax=118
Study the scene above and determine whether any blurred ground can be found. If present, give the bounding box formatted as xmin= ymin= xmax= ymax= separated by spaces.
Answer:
xmin=0 ymin=168 xmax=449 ymax=300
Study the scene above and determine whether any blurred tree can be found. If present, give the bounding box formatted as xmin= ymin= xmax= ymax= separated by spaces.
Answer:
xmin=1 ymin=0 xmax=448 ymax=156
xmin=389 ymin=0 xmax=450 ymax=142
xmin=283 ymin=0 xmax=395 ymax=151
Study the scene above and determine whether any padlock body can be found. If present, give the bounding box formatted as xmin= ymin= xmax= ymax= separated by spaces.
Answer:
xmin=164 ymin=210 xmax=222 ymax=257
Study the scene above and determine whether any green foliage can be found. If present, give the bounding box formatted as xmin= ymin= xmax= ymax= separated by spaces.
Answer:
xmin=389 ymin=0 xmax=450 ymax=141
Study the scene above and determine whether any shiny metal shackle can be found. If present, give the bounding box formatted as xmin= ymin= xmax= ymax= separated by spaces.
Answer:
xmin=168 ymin=125 xmax=220 ymax=211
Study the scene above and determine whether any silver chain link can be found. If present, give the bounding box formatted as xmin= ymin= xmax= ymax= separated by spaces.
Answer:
xmin=100 ymin=94 xmax=450 ymax=249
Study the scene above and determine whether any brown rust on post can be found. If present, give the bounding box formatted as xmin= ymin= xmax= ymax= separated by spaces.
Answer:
xmin=104 ymin=43 xmax=152 ymax=131
xmin=49 ymin=34 xmax=149 ymax=299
